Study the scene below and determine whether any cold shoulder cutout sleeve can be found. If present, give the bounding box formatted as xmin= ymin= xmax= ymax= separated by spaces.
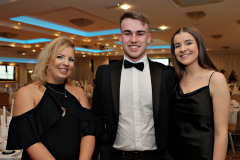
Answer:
xmin=7 ymin=85 xmax=97 ymax=152
xmin=7 ymin=91 xmax=64 ymax=150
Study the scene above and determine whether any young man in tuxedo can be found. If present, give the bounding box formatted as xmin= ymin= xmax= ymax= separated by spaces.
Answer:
xmin=92 ymin=10 xmax=176 ymax=160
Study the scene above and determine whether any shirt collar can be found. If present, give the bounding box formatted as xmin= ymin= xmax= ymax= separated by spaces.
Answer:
xmin=123 ymin=55 xmax=148 ymax=65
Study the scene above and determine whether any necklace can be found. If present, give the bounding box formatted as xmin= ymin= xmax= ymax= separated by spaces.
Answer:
xmin=46 ymin=84 xmax=67 ymax=98
xmin=184 ymin=81 xmax=189 ymax=86
xmin=46 ymin=84 xmax=67 ymax=117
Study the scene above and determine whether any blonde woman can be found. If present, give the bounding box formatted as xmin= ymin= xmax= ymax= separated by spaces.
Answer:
xmin=7 ymin=37 xmax=95 ymax=160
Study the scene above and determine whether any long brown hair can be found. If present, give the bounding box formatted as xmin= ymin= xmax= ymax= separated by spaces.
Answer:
xmin=171 ymin=26 xmax=217 ymax=80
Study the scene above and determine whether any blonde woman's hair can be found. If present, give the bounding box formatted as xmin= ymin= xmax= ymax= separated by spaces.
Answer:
xmin=31 ymin=37 xmax=75 ymax=85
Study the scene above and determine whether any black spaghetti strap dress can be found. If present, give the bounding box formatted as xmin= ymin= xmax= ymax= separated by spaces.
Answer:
xmin=7 ymin=83 xmax=96 ymax=160
xmin=170 ymin=72 xmax=215 ymax=160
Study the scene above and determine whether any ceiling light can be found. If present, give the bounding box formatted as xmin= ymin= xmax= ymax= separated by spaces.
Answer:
xmin=113 ymin=36 xmax=118 ymax=39
xmin=9 ymin=63 xmax=16 ymax=66
xmin=158 ymin=26 xmax=168 ymax=30
xmin=13 ymin=25 xmax=20 ymax=29
xmin=28 ymin=70 xmax=33 ymax=74
xmin=75 ymin=47 xmax=114 ymax=53
xmin=0 ymin=37 xmax=51 ymax=44
xmin=120 ymin=4 xmax=130 ymax=10
xmin=11 ymin=16 xmax=121 ymax=37
xmin=82 ymin=39 xmax=91 ymax=42
xmin=147 ymin=45 xmax=171 ymax=49
xmin=0 ymin=37 xmax=114 ymax=54
xmin=10 ymin=43 xmax=15 ymax=47
xmin=0 ymin=57 xmax=37 ymax=63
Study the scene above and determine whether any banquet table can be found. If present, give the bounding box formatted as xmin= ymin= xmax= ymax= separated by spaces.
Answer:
xmin=0 ymin=150 xmax=22 ymax=160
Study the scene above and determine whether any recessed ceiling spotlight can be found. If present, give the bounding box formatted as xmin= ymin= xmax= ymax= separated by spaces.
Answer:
xmin=10 ymin=43 xmax=15 ymax=47
xmin=120 ymin=4 xmax=130 ymax=10
xmin=28 ymin=70 xmax=33 ymax=74
xmin=158 ymin=25 xmax=168 ymax=30
xmin=13 ymin=25 xmax=20 ymax=29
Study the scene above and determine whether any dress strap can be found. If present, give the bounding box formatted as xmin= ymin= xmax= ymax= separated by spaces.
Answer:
xmin=208 ymin=71 xmax=215 ymax=85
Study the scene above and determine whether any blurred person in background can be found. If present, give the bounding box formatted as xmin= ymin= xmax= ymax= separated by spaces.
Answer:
xmin=229 ymin=69 xmax=239 ymax=83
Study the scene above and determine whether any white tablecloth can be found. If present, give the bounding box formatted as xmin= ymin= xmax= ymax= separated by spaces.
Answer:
xmin=0 ymin=150 xmax=22 ymax=160
xmin=229 ymin=106 xmax=240 ymax=124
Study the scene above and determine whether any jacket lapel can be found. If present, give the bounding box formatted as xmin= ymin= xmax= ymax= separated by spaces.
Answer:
xmin=149 ymin=59 xmax=163 ymax=123
xmin=110 ymin=60 xmax=123 ymax=120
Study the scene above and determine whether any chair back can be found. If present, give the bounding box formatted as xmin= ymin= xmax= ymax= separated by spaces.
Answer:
xmin=0 ymin=92 xmax=10 ymax=108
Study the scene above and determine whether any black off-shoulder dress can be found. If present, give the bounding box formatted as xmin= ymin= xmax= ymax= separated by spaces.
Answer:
xmin=7 ymin=83 xmax=95 ymax=160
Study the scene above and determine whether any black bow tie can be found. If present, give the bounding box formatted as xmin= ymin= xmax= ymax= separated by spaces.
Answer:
xmin=124 ymin=60 xmax=144 ymax=71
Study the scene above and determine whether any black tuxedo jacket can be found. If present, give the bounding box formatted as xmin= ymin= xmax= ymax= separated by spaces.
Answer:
xmin=92 ymin=59 xmax=177 ymax=160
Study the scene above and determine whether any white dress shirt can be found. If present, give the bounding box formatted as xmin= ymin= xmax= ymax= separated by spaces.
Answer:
xmin=113 ymin=55 xmax=157 ymax=151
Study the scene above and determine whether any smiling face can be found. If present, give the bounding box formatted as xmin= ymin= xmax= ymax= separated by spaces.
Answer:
xmin=119 ymin=18 xmax=151 ymax=62
xmin=47 ymin=46 xmax=75 ymax=84
xmin=173 ymin=31 xmax=199 ymax=67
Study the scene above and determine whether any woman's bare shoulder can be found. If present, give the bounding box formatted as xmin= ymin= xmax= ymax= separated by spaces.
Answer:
xmin=211 ymin=71 xmax=226 ymax=84
xmin=13 ymin=82 xmax=45 ymax=116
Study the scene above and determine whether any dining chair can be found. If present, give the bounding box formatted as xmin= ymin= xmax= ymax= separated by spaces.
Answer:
xmin=228 ymin=110 xmax=240 ymax=154
xmin=0 ymin=92 xmax=10 ymax=109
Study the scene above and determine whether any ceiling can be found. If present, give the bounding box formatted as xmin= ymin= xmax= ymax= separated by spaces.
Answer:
xmin=0 ymin=0 xmax=239 ymax=60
